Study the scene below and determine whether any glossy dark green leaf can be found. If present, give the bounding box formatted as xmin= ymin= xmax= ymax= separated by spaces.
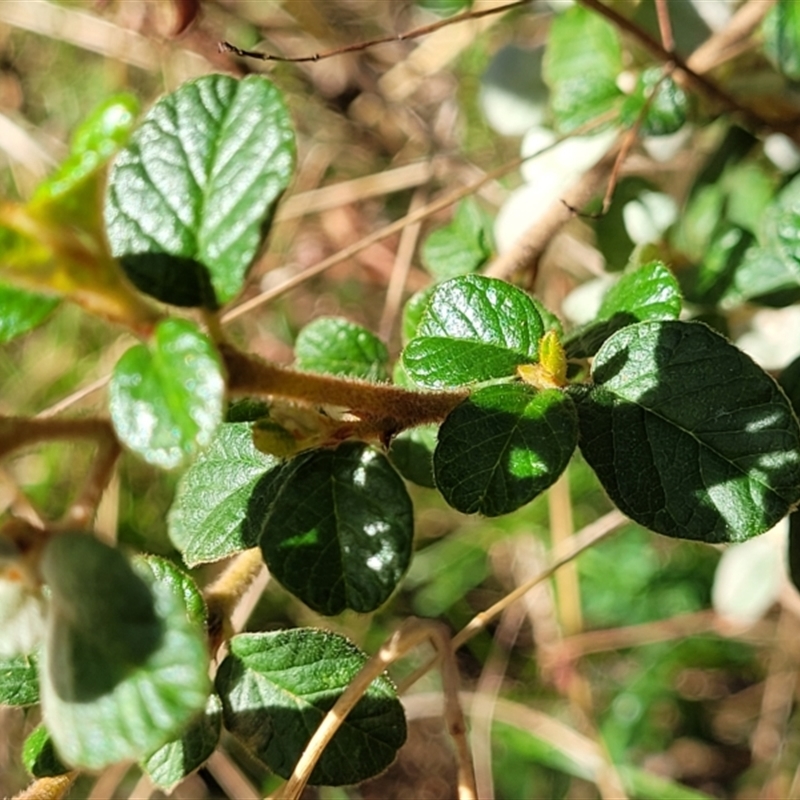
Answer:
xmin=169 ymin=423 xmax=279 ymax=566
xmin=402 ymin=275 xmax=544 ymax=388
xmin=0 ymin=284 xmax=59 ymax=343
xmin=421 ymin=199 xmax=493 ymax=280
xmin=620 ymin=69 xmax=688 ymax=137
xmin=40 ymin=535 xmax=210 ymax=769
xmin=294 ymin=317 xmax=389 ymax=381
xmin=542 ymin=5 xmax=623 ymax=131
xmin=216 ymin=629 xmax=406 ymax=786
xmin=142 ymin=694 xmax=222 ymax=791
xmin=763 ymin=0 xmax=800 ymax=80
xmin=575 ymin=320 xmax=800 ymax=543
xmin=22 ymin=725 xmax=69 ymax=778
xmin=566 ymin=262 xmax=682 ymax=358
xmin=110 ymin=318 xmax=225 ymax=470
xmin=434 ymin=384 xmax=577 ymax=516
xmin=105 ymin=74 xmax=296 ymax=307
xmin=247 ymin=442 xmax=413 ymax=614
xmin=0 ymin=653 xmax=39 ymax=706
xmin=388 ymin=424 xmax=438 ymax=488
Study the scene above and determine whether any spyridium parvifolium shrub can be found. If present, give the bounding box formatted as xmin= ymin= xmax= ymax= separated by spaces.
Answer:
xmin=2 ymin=2 xmax=800 ymax=797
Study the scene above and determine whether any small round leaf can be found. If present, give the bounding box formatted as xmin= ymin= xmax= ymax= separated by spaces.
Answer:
xmin=40 ymin=535 xmax=210 ymax=770
xmin=105 ymin=74 xmax=296 ymax=307
xmin=294 ymin=317 xmax=389 ymax=381
xmin=402 ymin=275 xmax=544 ymax=388
xmin=216 ymin=629 xmax=406 ymax=786
xmin=248 ymin=442 xmax=413 ymax=615
xmin=576 ymin=320 xmax=800 ymax=543
xmin=434 ymin=384 xmax=578 ymax=516
xmin=168 ymin=422 xmax=280 ymax=566
xmin=110 ymin=318 xmax=225 ymax=470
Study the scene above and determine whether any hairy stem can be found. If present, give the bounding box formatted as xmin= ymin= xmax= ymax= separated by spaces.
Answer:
xmin=221 ymin=344 xmax=467 ymax=432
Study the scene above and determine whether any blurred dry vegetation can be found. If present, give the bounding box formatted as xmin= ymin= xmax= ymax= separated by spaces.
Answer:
xmin=2 ymin=1 xmax=800 ymax=799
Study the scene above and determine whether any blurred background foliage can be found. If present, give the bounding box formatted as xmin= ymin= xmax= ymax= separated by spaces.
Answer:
xmin=2 ymin=0 xmax=800 ymax=798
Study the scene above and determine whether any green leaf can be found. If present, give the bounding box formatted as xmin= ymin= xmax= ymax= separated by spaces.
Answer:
xmin=135 ymin=555 xmax=207 ymax=630
xmin=542 ymin=5 xmax=624 ymax=131
xmin=620 ymin=69 xmax=688 ymax=137
xmin=169 ymin=422 xmax=280 ymax=566
xmin=401 ymin=285 xmax=435 ymax=345
xmin=678 ymin=224 xmax=753 ymax=306
xmin=421 ymin=199 xmax=493 ymax=280
xmin=566 ymin=262 xmax=682 ymax=358
xmin=434 ymin=384 xmax=577 ymax=516
xmin=216 ymin=629 xmax=406 ymax=786
xmin=40 ymin=534 xmax=210 ymax=770
xmin=105 ymin=74 xmax=296 ymax=308
xmin=33 ymin=94 xmax=139 ymax=226
xmin=247 ymin=442 xmax=413 ymax=615
xmin=720 ymin=174 xmax=800 ymax=305
xmin=22 ymin=725 xmax=69 ymax=778
xmin=142 ymin=694 xmax=222 ymax=791
xmin=402 ymin=275 xmax=544 ymax=389
xmin=763 ymin=0 xmax=800 ymax=81
xmin=672 ymin=183 xmax=726 ymax=263
xmin=388 ymin=424 xmax=438 ymax=488
xmin=575 ymin=320 xmax=800 ymax=543
xmin=722 ymin=162 xmax=778 ymax=235
xmin=110 ymin=318 xmax=225 ymax=470
xmin=417 ymin=0 xmax=471 ymax=15
xmin=0 ymin=653 xmax=39 ymax=706
xmin=294 ymin=317 xmax=389 ymax=381
xmin=0 ymin=284 xmax=59 ymax=343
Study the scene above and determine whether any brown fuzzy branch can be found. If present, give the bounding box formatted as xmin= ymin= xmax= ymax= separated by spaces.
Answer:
xmin=221 ymin=344 xmax=467 ymax=434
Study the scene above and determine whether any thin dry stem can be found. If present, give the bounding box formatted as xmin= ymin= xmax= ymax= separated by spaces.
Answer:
xmin=485 ymin=142 xmax=622 ymax=284
xmin=379 ymin=188 xmax=426 ymax=341
xmin=0 ymin=0 xmax=210 ymax=79
xmin=221 ymin=0 xmax=531 ymax=63
xmin=548 ymin=472 xmax=582 ymax=636
xmin=275 ymin=159 xmax=438 ymax=222
xmin=556 ymin=609 xmax=721 ymax=660
xmin=686 ymin=0 xmax=776 ymax=75
xmin=221 ymin=153 xmax=525 ymax=324
xmin=654 ymin=0 xmax=674 ymax=53
xmin=278 ymin=618 xmax=476 ymax=800
xmin=577 ymin=0 xmax=800 ymax=142
xmin=206 ymin=750 xmax=261 ymax=800
xmin=405 ymin=692 xmax=606 ymax=788
xmin=398 ymin=509 xmax=628 ymax=695
xmin=471 ymin=602 xmax=527 ymax=800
